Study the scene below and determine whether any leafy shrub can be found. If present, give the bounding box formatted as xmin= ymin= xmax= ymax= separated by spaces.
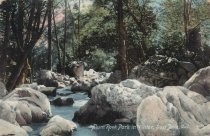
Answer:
xmin=83 ymin=49 xmax=116 ymax=72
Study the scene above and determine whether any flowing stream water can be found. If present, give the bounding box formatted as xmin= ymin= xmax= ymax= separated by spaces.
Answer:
xmin=29 ymin=88 xmax=139 ymax=136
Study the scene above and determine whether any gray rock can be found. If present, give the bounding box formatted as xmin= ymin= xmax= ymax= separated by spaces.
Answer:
xmin=57 ymin=82 xmax=66 ymax=88
xmin=37 ymin=78 xmax=59 ymax=88
xmin=51 ymin=97 xmax=74 ymax=106
xmin=38 ymin=70 xmax=54 ymax=80
xmin=71 ymin=69 xmax=111 ymax=94
xmin=39 ymin=87 xmax=57 ymax=97
xmin=137 ymin=95 xmax=179 ymax=136
xmin=137 ymin=86 xmax=210 ymax=136
xmin=73 ymin=79 xmax=160 ymax=124
xmin=0 ymin=100 xmax=17 ymax=124
xmin=184 ymin=66 xmax=210 ymax=96
xmin=40 ymin=115 xmax=76 ymax=136
xmin=65 ymin=61 xmax=85 ymax=79
xmin=3 ymin=87 xmax=52 ymax=125
xmin=0 ymin=82 xmax=7 ymax=98
xmin=19 ymin=83 xmax=45 ymax=90
xmin=37 ymin=70 xmax=59 ymax=88
xmin=0 ymin=119 xmax=28 ymax=136
xmin=71 ymin=82 xmax=92 ymax=92
xmin=107 ymin=70 xmax=122 ymax=84
xmin=178 ymin=61 xmax=197 ymax=73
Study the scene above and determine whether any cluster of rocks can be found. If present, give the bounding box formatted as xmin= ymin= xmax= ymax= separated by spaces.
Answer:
xmin=137 ymin=66 xmax=210 ymax=136
xmin=73 ymin=66 xmax=210 ymax=136
xmin=0 ymin=82 xmax=77 ymax=136
xmin=0 ymin=83 xmax=51 ymax=135
xmin=71 ymin=69 xmax=111 ymax=93
xmin=129 ymin=55 xmax=198 ymax=87
xmin=36 ymin=69 xmax=111 ymax=94
xmin=65 ymin=61 xmax=87 ymax=78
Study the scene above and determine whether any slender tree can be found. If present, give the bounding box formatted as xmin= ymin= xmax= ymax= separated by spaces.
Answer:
xmin=184 ymin=0 xmax=192 ymax=48
xmin=78 ymin=0 xmax=80 ymax=40
xmin=52 ymin=5 xmax=62 ymax=72
xmin=0 ymin=0 xmax=11 ymax=82
xmin=117 ymin=0 xmax=128 ymax=79
xmin=47 ymin=0 xmax=53 ymax=70
xmin=61 ymin=0 xmax=67 ymax=74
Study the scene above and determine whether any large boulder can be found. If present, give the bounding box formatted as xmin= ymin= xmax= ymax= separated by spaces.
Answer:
xmin=0 ymin=82 xmax=7 ymax=98
xmin=129 ymin=55 xmax=198 ymax=87
xmin=37 ymin=70 xmax=59 ymax=87
xmin=65 ymin=61 xmax=85 ymax=79
xmin=3 ymin=87 xmax=52 ymax=125
xmin=0 ymin=119 xmax=28 ymax=136
xmin=0 ymin=100 xmax=17 ymax=124
xmin=107 ymin=70 xmax=122 ymax=84
xmin=37 ymin=70 xmax=56 ymax=80
xmin=184 ymin=66 xmax=210 ymax=96
xmin=137 ymin=86 xmax=210 ymax=136
xmin=73 ymin=79 xmax=160 ymax=124
xmin=40 ymin=115 xmax=76 ymax=136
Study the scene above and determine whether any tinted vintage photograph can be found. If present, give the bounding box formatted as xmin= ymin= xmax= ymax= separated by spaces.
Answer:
xmin=0 ymin=0 xmax=210 ymax=136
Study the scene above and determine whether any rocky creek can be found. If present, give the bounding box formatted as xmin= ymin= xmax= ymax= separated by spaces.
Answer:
xmin=29 ymin=88 xmax=139 ymax=136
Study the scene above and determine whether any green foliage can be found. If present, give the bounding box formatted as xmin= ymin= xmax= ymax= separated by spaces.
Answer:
xmin=83 ymin=49 xmax=117 ymax=72
xmin=80 ymin=6 xmax=115 ymax=39
xmin=154 ymin=31 xmax=185 ymax=59
xmin=159 ymin=0 xmax=210 ymax=31
xmin=151 ymin=0 xmax=210 ymax=58
xmin=76 ymin=0 xmax=157 ymax=66
xmin=76 ymin=3 xmax=118 ymax=58
xmin=32 ymin=45 xmax=48 ymax=72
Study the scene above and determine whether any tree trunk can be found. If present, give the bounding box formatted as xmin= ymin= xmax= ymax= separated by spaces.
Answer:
xmin=184 ymin=0 xmax=191 ymax=49
xmin=61 ymin=0 xmax=67 ymax=74
xmin=117 ymin=0 xmax=128 ymax=80
xmin=17 ymin=58 xmax=31 ymax=86
xmin=78 ymin=0 xmax=80 ymax=41
xmin=0 ymin=1 xmax=11 ymax=82
xmin=6 ymin=45 xmax=34 ymax=91
xmin=47 ymin=0 xmax=53 ymax=70
xmin=53 ymin=6 xmax=62 ymax=72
